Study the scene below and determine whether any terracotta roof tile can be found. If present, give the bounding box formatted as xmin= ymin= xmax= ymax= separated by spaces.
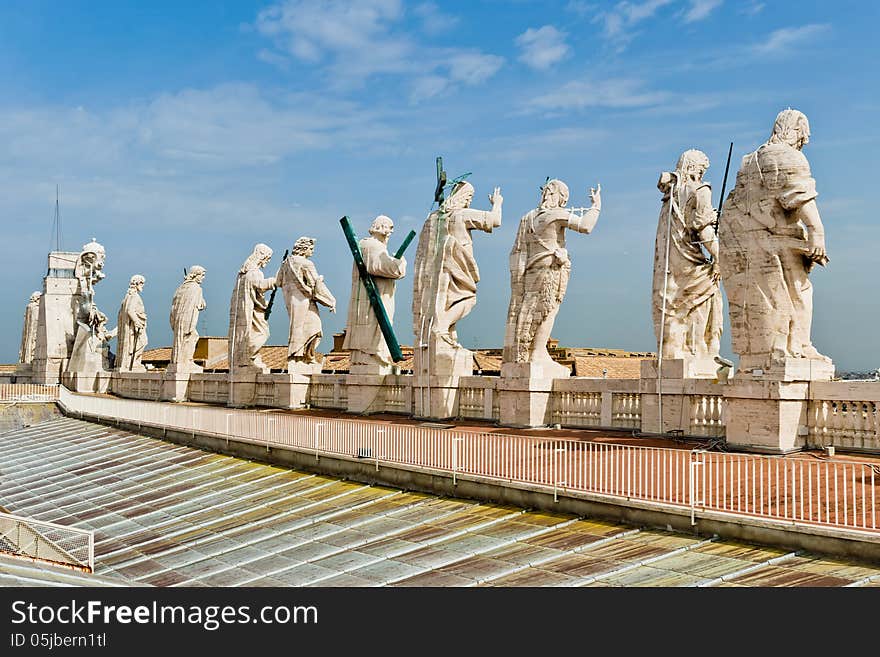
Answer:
xmin=573 ymin=356 xmax=647 ymax=378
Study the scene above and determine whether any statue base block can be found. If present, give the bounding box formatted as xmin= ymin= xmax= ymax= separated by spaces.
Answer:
xmin=737 ymin=356 xmax=834 ymax=382
xmin=498 ymin=362 xmax=569 ymax=428
xmin=228 ymin=370 xmax=260 ymax=408
xmin=12 ymin=363 xmax=33 ymax=384
xmin=412 ymin=375 xmax=462 ymax=420
xmin=161 ymin=373 xmax=191 ymax=403
xmin=640 ymin=357 xmax=719 ymax=380
xmin=723 ymin=379 xmax=812 ymax=453
xmin=63 ymin=371 xmax=110 ymax=394
xmin=412 ymin=339 xmax=474 ymax=419
xmin=346 ymin=374 xmax=389 ymax=414
xmin=270 ymin=371 xmax=314 ymax=409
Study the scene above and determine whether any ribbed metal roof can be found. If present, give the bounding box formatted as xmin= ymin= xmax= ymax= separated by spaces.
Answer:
xmin=1 ymin=416 xmax=879 ymax=587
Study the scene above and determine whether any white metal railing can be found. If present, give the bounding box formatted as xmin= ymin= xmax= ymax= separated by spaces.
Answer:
xmin=0 ymin=384 xmax=60 ymax=402
xmin=58 ymin=386 xmax=880 ymax=535
xmin=0 ymin=511 xmax=94 ymax=572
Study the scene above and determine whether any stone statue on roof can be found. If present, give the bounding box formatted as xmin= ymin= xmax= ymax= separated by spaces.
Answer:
xmin=652 ymin=149 xmax=723 ymax=375
xmin=116 ymin=274 xmax=148 ymax=372
xmin=18 ymin=291 xmax=42 ymax=365
xmin=66 ymin=238 xmax=115 ymax=381
xmin=718 ymin=109 xmax=832 ymax=377
xmin=169 ymin=266 xmax=207 ymax=374
xmin=503 ymin=178 xmax=601 ymax=379
xmin=342 ymin=215 xmax=406 ymax=374
xmin=228 ymin=243 xmax=276 ymax=373
xmin=275 ymin=237 xmax=336 ymax=371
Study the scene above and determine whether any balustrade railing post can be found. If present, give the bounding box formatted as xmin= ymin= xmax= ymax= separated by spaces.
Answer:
xmin=690 ymin=449 xmax=705 ymax=525
xmin=315 ymin=423 xmax=323 ymax=461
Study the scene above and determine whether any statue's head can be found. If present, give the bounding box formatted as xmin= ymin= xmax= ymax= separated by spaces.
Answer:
xmin=369 ymin=215 xmax=394 ymax=239
xmin=292 ymin=236 xmax=316 ymax=257
xmin=444 ymin=181 xmax=474 ymax=210
xmin=769 ymin=109 xmax=810 ymax=150
xmin=186 ymin=265 xmax=206 ymax=283
xmin=129 ymin=274 xmax=145 ymax=291
xmin=676 ymin=149 xmax=710 ymax=180
xmin=241 ymin=243 xmax=273 ymax=272
xmin=29 ymin=291 xmax=42 ymax=304
xmin=80 ymin=237 xmax=106 ymax=269
xmin=540 ymin=179 xmax=569 ymax=209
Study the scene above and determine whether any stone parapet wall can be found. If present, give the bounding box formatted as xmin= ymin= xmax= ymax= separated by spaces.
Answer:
xmin=99 ymin=371 xmax=880 ymax=454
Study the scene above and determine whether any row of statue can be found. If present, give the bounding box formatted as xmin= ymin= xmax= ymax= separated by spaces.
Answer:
xmin=18 ymin=109 xmax=832 ymax=381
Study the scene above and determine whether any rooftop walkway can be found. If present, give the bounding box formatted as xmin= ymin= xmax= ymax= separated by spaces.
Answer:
xmin=1 ymin=415 xmax=880 ymax=587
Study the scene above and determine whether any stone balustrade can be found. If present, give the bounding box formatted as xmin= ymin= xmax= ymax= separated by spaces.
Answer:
xmin=97 ymin=369 xmax=880 ymax=454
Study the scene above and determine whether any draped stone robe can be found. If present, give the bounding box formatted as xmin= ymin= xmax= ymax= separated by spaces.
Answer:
xmin=342 ymin=236 xmax=406 ymax=367
xmin=169 ymin=280 xmax=206 ymax=372
xmin=116 ymin=290 xmax=148 ymax=371
xmin=652 ymin=177 xmax=722 ymax=360
xmin=276 ymin=255 xmax=336 ymax=364
xmin=228 ymin=267 xmax=274 ymax=372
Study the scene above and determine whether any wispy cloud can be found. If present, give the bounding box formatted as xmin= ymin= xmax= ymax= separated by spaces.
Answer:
xmin=254 ymin=0 xmax=502 ymax=101
xmin=523 ymin=78 xmax=670 ymax=114
xmin=593 ymin=0 xmax=674 ymax=50
xmin=682 ymin=0 xmax=722 ymax=23
xmin=409 ymin=51 xmax=503 ymax=102
xmin=753 ymin=23 xmax=830 ymax=55
xmin=482 ymin=126 xmax=609 ymax=163
xmin=516 ymin=26 xmax=571 ymax=70
xmin=414 ymin=2 xmax=459 ymax=35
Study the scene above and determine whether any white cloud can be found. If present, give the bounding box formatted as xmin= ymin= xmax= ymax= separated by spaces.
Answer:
xmin=447 ymin=52 xmax=504 ymax=85
xmin=254 ymin=0 xmax=502 ymax=100
xmin=592 ymin=0 xmax=674 ymax=49
xmin=683 ymin=0 xmax=722 ymax=23
xmin=524 ymin=78 xmax=670 ymax=113
xmin=516 ymin=26 xmax=571 ymax=70
xmin=484 ymin=127 xmax=609 ymax=163
xmin=414 ymin=2 xmax=459 ymax=34
xmin=255 ymin=0 xmax=404 ymax=62
xmin=753 ymin=23 xmax=830 ymax=55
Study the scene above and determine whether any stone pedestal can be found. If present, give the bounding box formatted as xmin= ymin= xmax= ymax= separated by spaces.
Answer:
xmin=228 ymin=367 xmax=263 ymax=408
xmin=498 ymin=362 xmax=566 ymax=428
xmin=640 ymin=357 xmax=718 ymax=380
xmin=346 ymin=374 xmax=388 ymax=414
xmin=161 ymin=372 xmax=191 ymax=402
xmin=412 ymin=338 xmax=473 ymax=420
xmin=63 ymin=371 xmax=110 ymax=394
xmin=274 ymin=362 xmax=321 ymax=409
xmin=12 ymin=363 xmax=33 ymax=384
xmin=724 ymin=357 xmax=834 ymax=454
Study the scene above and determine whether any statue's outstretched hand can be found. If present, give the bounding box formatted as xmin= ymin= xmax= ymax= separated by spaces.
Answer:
xmin=489 ymin=187 xmax=503 ymax=206
xmin=589 ymin=183 xmax=602 ymax=208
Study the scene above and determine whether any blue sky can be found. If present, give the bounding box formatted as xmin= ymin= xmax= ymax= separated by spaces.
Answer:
xmin=2 ymin=1 xmax=878 ymax=371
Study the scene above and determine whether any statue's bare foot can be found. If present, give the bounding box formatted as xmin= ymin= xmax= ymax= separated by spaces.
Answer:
xmin=801 ymin=345 xmax=832 ymax=363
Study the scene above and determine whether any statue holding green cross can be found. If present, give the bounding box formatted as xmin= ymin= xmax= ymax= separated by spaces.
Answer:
xmin=341 ymin=215 xmax=415 ymax=374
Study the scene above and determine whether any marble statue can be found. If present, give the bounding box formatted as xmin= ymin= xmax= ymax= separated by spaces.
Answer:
xmin=652 ymin=149 xmax=723 ymax=365
xmin=116 ymin=275 xmax=148 ymax=372
xmin=18 ymin=291 xmax=42 ymax=364
xmin=413 ymin=181 xmax=503 ymax=350
xmin=503 ymin=179 xmax=601 ymax=377
xmin=275 ymin=237 xmax=336 ymax=369
xmin=342 ymin=215 xmax=406 ymax=373
xmin=228 ymin=243 xmax=276 ymax=373
xmin=718 ymin=109 xmax=831 ymax=372
xmin=169 ymin=266 xmax=207 ymax=373
xmin=67 ymin=309 xmax=116 ymax=374
xmin=66 ymin=238 xmax=112 ymax=378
